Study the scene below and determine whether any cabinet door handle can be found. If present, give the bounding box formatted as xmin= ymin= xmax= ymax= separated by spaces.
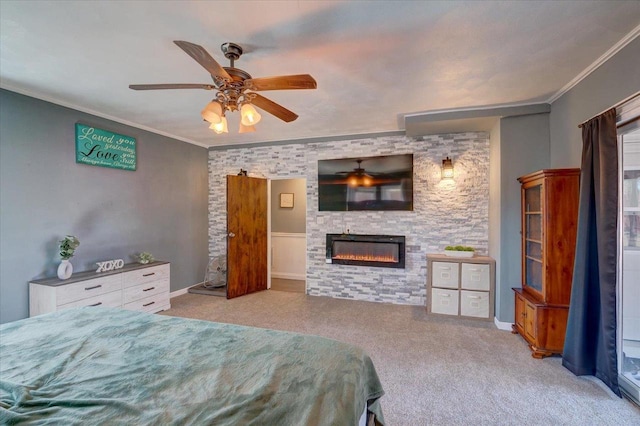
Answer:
xmin=143 ymin=287 xmax=155 ymax=292
xmin=85 ymin=285 xmax=102 ymax=291
xmin=142 ymin=272 xmax=155 ymax=277
xmin=143 ymin=301 xmax=155 ymax=307
xmin=89 ymin=302 xmax=102 ymax=307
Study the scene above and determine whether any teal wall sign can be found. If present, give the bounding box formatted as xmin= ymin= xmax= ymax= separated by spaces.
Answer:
xmin=75 ymin=124 xmax=136 ymax=171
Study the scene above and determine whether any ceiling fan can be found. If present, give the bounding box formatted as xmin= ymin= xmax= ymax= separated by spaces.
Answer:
xmin=129 ymin=41 xmax=317 ymax=134
xmin=335 ymin=159 xmax=388 ymax=187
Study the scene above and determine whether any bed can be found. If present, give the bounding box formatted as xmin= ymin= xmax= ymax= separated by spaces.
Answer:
xmin=0 ymin=307 xmax=384 ymax=425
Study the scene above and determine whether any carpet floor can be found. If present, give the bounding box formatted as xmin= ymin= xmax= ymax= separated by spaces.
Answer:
xmin=162 ymin=290 xmax=640 ymax=425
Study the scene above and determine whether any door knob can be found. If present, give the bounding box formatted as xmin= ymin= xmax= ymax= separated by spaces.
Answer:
xmin=228 ymin=232 xmax=236 ymax=238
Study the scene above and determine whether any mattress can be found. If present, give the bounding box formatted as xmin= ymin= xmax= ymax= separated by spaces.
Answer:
xmin=0 ymin=307 xmax=384 ymax=425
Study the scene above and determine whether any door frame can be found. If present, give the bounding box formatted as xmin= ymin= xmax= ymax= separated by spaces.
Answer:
xmin=616 ymin=94 xmax=640 ymax=404
xmin=268 ymin=176 xmax=308 ymax=293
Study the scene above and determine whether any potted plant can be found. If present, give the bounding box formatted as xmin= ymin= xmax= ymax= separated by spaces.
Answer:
xmin=58 ymin=235 xmax=80 ymax=280
xmin=137 ymin=252 xmax=155 ymax=264
xmin=444 ymin=245 xmax=475 ymax=258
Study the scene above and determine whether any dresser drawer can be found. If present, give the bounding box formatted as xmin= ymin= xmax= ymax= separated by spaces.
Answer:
xmin=122 ymin=291 xmax=169 ymax=313
xmin=430 ymin=288 xmax=459 ymax=315
xmin=461 ymin=263 xmax=490 ymax=291
xmin=460 ymin=290 xmax=490 ymax=318
xmin=56 ymin=275 xmax=122 ymax=306
xmin=121 ymin=264 xmax=170 ymax=288
xmin=431 ymin=262 xmax=459 ymax=289
xmin=122 ymin=278 xmax=169 ymax=304
xmin=58 ymin=290 xmax=122 ymax=311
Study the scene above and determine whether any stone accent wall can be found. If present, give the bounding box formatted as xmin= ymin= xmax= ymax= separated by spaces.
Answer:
xmin=208 ymin=133 xmax=489 ymax=306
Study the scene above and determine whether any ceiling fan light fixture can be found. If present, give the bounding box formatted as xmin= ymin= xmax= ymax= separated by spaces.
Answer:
xmin=209 ymin=116 xmax=228 ymax=134
xmin=240 ymin=104 xmax=262 ymax=126
xmin=238 ymin=122 xmax=256 ymax=133
xmin=201 ymin=101 xmax=223 ymax=124
xmin=347 ymin=174 xmax=373 ymax=187
xmin=130 ymin=41 xmax=317 ymax=135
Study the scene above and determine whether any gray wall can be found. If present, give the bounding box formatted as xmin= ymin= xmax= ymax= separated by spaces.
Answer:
xmin=0 ymin=90 xmax=209 ymax=323
xmin=488 ymin=119 xmax=502 ymax=320
xmin=550 ymin=37 xmax=640 ymax=167
xmin=271 ymin=178 xmax=307 ymax=233
xmin=497 ymin=113 xmax=551 ymax=322
xmin=491 ymin=38 xmax=640 ymax=323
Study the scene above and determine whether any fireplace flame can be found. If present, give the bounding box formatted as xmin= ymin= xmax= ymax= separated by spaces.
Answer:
xmin=333 ymin=254 xmax=398 ymax=263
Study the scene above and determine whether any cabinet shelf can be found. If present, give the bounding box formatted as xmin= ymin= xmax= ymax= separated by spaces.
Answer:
xmin=514 ymin=168 xmax=580 ymax=359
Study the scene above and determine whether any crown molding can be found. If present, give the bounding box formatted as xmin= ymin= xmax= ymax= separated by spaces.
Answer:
xmin=208 ymin=130 xmax=406 ymax=151
xmin=547 ymin=23 xmax=640 ymax=104
xmin=0 ymin=84 xmax=209 ymax=149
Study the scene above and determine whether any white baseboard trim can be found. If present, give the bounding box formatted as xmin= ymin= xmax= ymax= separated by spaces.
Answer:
xmin=170 ymin=282 xmax=204 ymax=298
xmin=494 ymin=317 xmax=513 ymax=331
xmin=271 ymin=272 xmax=306 ymax=280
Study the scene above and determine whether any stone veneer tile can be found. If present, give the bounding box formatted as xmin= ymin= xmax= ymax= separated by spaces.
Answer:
xmin=209 ymin=133 xmax=489 ymax=306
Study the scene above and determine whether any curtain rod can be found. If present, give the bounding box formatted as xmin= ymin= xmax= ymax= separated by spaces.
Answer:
xmin=578 ymin=92 xmax=640 ymax=128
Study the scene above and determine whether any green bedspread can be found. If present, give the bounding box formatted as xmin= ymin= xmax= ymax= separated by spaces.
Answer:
xmin=0 ymin=307 xmax=384 ymax=425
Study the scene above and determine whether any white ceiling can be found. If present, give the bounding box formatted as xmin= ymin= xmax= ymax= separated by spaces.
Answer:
xmin=1 ymin=1 xmax=639 ymax=148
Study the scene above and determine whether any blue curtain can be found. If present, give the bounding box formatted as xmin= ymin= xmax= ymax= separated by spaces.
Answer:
xmin=562 ymin=108 xmax=620 ymax=396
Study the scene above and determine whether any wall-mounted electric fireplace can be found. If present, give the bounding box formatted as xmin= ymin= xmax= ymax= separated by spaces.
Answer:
xmin=326 ymin=234 xmax=405 ymax=268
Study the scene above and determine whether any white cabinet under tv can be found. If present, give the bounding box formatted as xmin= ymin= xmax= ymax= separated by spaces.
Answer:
xmin=426 ymin=254 xmax=495 ymax=320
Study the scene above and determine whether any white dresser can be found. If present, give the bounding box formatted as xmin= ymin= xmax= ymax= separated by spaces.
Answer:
xmin=29 ymin=262 xmax=170 ymax=317
xmin=426 ymin=254 xmax=495 ymax=321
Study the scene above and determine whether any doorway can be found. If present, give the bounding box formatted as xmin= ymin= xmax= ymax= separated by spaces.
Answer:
xmin=270 ymin=178 xmax=307 ymax=293
xmin=619 ymin=126 xmax=640 ymax=404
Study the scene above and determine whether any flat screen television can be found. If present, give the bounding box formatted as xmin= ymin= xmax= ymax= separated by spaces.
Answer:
xmin=318 ymin=154 xmax=413 ymax=211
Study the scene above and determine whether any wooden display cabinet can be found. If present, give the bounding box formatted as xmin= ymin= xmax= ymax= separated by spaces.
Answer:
xmin=512 ymin=169 xmax=580 ymax=358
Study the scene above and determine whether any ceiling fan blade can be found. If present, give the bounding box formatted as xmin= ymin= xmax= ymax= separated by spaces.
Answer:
xmin=129 ymin=84 xmax=215 ymax=90
xmin=173 ymin=40 xmax=232 ymax=81
xmin=250 ymin=94 xmax=298 ymax=122
xmin=246 ymin=74 xmax=317 ymax=91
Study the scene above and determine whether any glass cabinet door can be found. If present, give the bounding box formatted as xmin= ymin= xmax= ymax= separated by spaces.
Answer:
xmin=524 ymin=184 xmax=543 ymax=294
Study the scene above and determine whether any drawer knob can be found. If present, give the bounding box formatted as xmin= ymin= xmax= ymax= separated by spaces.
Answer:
xmin=142 ymin=287 xmax=155 ymax=292
xmin=142 ymin=272 xmax=155 ymax=277
xmin=143 ymin=301 xmax=155 ymax=307
xmin=467 ymin=295 xmax=481 ymax=299
xmin=85 ymin=285 xmax=102 ymax=291
xmin=440 ymin=293 xmax=451 ymax=297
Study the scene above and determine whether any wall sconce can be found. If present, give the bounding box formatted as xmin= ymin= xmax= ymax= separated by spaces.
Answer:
xmin=441 ymin=157 xmax=454 ymax=180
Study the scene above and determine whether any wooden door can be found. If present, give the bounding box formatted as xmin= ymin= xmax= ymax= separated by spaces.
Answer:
xmin=226 ymin=175 xmax=268 ymax=299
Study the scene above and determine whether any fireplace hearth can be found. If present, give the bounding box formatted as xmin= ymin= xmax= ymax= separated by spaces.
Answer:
xmin=326 ymin=234 xmax=405 ymax=268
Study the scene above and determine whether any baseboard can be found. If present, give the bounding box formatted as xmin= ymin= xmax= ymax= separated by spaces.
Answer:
xmin=494 ymin=317 xmax=513 ymax=331
xmin=170 ymin=282 xmax=204 ymax=298
xmin=271 ymin=272 xmax=306 ymax=280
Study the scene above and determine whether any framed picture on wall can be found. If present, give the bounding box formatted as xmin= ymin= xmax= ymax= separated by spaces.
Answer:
xmin=280 ymin=193 xmax=294 ymax=208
